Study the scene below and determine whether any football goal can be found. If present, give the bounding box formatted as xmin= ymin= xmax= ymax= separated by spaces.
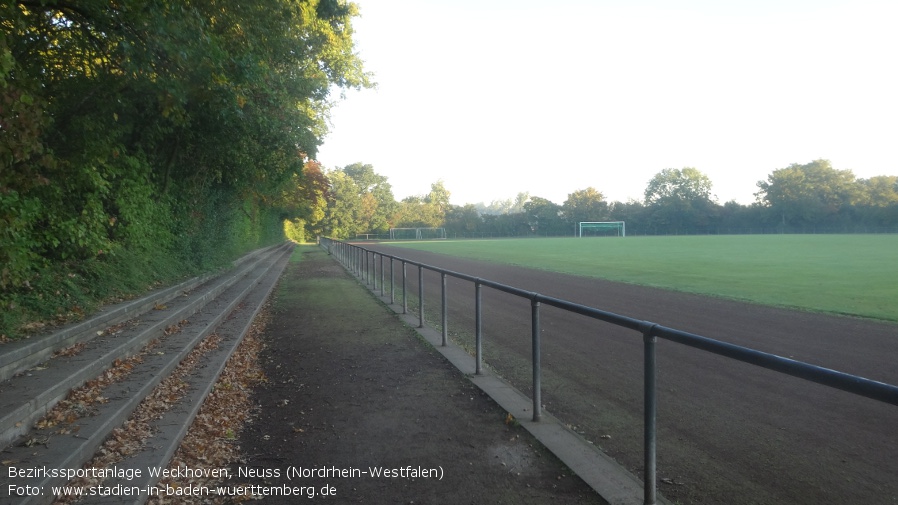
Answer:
xmin=389 ymin=227 xmax=447 ymax=240
xmin=579 ymin=221 xmax=626 ymax=237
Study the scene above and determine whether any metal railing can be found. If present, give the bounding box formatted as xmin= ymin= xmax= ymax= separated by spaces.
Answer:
xmin=320 ymin=237 xmax=898 ymax=505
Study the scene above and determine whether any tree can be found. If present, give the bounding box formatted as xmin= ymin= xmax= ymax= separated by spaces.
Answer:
xmin=644 ymin=168 xmax=717 ymax=233
xmin=324 ymin=170 xmax=363 ymax=239
xmin=280 ymin=160 xmax=331 ymax=241
xmin=341 ymin=163 xmax=396 ymax=233
xmin=444 ymin=204 xmax=483 ymax=236
xmin=608 ymin=199 xmax=649 ymax=233
xmin=756 ymin=159 xmax=861 ymax=228
xmin=393 ymin=196 xmax=443 ymax=228
xmin=854 ymin=176 xmax=898 ymax=228
xmin=0 ymin=0 xmax=370 ymax=281
xmin=481 ymin=212 xmax=531 ymax=236
xmin=524 ymin=197 xmax=566 ymax=235
xmin=563 ymin=188 xmax=609 ymax=227
xmin=323 ymin=164 xmax=397 ymax=237
xmin=391 ymin=180 xmax=452 ymax=229
xmin=644 ymin=168 xmax=714 ymax=205
xmin=425 ymin=180 xmax=452 ymax=213
xmin=858 ymin=176 xmax=898 ymax=208
xmin=1 ymin=0 xmax=371 ymax=336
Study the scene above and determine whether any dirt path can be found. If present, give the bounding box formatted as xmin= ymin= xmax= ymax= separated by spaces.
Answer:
xmin=364 ymin=244 xmax=898 ymax=505
xmin=235 ymin=247 xmax=607 ymax=504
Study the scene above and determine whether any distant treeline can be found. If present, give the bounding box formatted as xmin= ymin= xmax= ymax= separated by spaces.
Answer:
xmin=318 ymin=161 xmax=898 ymax=240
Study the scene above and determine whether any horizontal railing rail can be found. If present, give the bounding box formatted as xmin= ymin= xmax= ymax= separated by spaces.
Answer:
xmin=320 ymin=237 xmax=898 ymax=505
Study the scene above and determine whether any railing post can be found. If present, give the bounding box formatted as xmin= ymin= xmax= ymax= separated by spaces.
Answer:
xmin=372 ymin=252 xmax=377 ymax=290
xmin=531 ymin=297 xmax=542 ymax=422
xmin=390 ymin=258 xmax=395 ymax=304
xmin=418 ymin=265 xmax=424 ymax=328
xmin=475 ymin=281 xmax=483 ymax=375
xmin=643 ymin=324 xmax=658 ymax=505
xmin=441 ymin=272 xmax=448 ymax=346
xmin=380 ymin=254 xmax=385 ymax=297
xmin=402 ymin=261 xmax=408 ymax=314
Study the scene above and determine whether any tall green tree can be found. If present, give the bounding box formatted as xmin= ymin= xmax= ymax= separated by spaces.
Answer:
xmin=444 ymin=204 xmax=483 ymax=235
xmin=425 ymin=180 xmax=451 ymax=214
xmin=524 ymin=197 xmax=566 ymax=235
xmin=644 ymin=168 xmax=714 ymax=205
xmin=563 ymin=187 xmax=609 ymax=227
xmin=852 ymin=175 xmax=898 ymax=228
xmin=280 ymin=160 xmax=331 ymax=241
xmin=1 ymin=0 xmax=370 ymax=335
xmin=324 ymin=170 xmax=363 ymax=239
xmin=644 ymin=168 xmax=717 ymax=233
xmin=858 ymin=176 xmax=898 ymax=207
xmin=1 ymin=0 xmax=370 ymax=267
xmin=323 ymin=163 xmax=396 ymax=237
xmin=341 ymin=163 xmax=396 ymax=233
xmin=756 ymin=159 xmax=861 ymax=228
xmin=394 ymin=196 xmax=443 ymax=228
xmin=392 ymin=180 xmax=452 ymax=229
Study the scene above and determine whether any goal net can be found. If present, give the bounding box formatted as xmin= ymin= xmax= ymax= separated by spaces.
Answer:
xmin=389 ymin=227 xmax=447 ymax=240
xmin=579 ymin=221 xmax=625 ymax=237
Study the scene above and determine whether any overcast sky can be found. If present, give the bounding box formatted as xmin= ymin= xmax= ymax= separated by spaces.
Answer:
xmin=315 ymin=0 xmax=898 ymax=206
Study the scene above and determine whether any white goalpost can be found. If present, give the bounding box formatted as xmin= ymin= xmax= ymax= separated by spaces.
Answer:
xmin=579 ymin=221 xmax=626 ymax=237
xmin=389 ymin=227 xmax=447 ymax=240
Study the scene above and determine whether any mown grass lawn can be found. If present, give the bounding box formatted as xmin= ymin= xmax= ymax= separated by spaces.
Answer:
xmin=386 ymin=235 xmax=898 ymax=322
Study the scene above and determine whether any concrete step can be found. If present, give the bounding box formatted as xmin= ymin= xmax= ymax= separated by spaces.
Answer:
xmin=0 ymin=243 xmax=293 ymax=505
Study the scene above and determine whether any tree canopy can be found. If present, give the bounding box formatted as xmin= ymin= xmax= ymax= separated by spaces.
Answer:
xmin=562 ymin=187 xmax=608 ymax=225
xmin=1 ymin=0 xmax=369 ymax=336
xmin=756 ymin=160 xmax=861 ymax=227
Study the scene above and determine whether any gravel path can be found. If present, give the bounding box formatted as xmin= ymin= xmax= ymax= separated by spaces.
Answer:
xmin=235 ymin=247 xmax=607 ymax=504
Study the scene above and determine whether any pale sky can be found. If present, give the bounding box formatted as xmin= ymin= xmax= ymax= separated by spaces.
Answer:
xmin=315 ymin=0 xmax=898 ymax=207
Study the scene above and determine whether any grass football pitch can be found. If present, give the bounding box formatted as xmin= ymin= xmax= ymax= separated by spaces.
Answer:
xmin=384 ymin=234 xmax=898 ymax=322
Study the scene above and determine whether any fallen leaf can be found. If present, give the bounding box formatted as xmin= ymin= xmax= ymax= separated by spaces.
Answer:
xmin=661 ymin=478 xmax=685 ymax=486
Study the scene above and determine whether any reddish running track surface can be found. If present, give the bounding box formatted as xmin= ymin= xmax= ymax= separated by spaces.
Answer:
xmin=364 ymin=244 xmax=898 ymax=505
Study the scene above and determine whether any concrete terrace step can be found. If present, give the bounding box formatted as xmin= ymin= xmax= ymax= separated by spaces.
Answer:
xmin=80 ymin=249 xmax=290 ymax=505
xmin=0 ymin=244 xmax=286 ymax=450
xmin=0 ymin=243 xmax=293 ymax=505
xmin=0 ymin=243 xmax=281 ymax=383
